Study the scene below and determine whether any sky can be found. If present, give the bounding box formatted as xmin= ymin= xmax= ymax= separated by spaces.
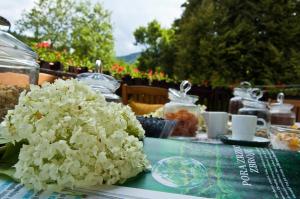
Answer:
xmin=0 ymin=0 xmax=186 ymax=56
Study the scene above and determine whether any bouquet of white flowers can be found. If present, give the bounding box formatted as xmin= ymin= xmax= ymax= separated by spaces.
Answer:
xmin=0 ymin=79 xmax=149 ymax=191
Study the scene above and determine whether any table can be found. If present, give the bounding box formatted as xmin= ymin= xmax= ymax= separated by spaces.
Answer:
xmin=0 ymin=137 xmax=299 ymax=198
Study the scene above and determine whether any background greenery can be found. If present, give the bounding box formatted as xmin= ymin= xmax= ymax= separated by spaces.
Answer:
xmin=16 ymin=0 xmax=114 ymax=69
xmin=12 ymin=0 xmax=300 ymax=87
xmin=134 ymin=0 xmax=300 ymax=87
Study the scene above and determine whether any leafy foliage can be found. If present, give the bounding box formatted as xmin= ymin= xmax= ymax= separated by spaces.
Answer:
xmin=174 ymin=0 xmax=300 ymax=86
xmin=133 ymin=0 xmax=300 ymax=86
xmin=134 ymin=20 xmax=175 ymax=75
xmin=71 ymin=1 xmax=114 ymax=67
xmin=17 ymin=0 xmax=74 ymax=48
xmin=16 ymin=0 xmax=114 ymax=69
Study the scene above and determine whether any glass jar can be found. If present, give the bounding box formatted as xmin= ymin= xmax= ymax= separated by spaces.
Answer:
xmin=228 ymin=81 xmax=252 ymax=114
xmin=238 ymin=100 xmax=270 ymax=124
xmin=238 ymin=88 xmax=270 ymax=137
xmin=269 ymin=93 xmax=295 ymax=126
xmin=77 ymin=60 xmax=121 ymax=102
xmin=0 ymin=29 xmax=39 ymax=122
xmin=164 ymin=80 xmax=199 ymax=137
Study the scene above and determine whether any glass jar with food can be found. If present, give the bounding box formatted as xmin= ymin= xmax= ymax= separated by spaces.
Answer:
xmin=238 ymin=88 xmax=270 ymax=137
xmin=0 ymin=25 xmax=39 ymax=122
xmin=270 ymin=125 xmax=300 ymax=151
xmin=269 ymin=93 xmax=295 ymax=126
xmin=228 ymin=81 xmax=252 ymax=114
xmin=164 ymin=80 xmax=199 ymax=137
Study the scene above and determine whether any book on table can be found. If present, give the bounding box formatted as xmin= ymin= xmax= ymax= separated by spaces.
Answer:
xmin=0 ymin=137 xmax=299 ymax=199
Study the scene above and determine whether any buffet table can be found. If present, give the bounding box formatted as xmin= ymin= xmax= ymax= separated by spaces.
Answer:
xmin=0 ymin=137 xmax=299 ymax=199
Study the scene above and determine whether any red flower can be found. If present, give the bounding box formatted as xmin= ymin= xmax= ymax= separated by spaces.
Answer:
xmin=36 ymin=41 xmax=50 ymax=48
xmin=111 ymin=64 xmax=118 ymax=71
xmin=117 ymin=66 xmax=125 ymax=73
xmin=111 ymin=64 xmax=123 ymax=72
xmin=148 ymin=69 xmax=153 ymax=76
xmin=133 ymin=68 xmax=139 ymax=73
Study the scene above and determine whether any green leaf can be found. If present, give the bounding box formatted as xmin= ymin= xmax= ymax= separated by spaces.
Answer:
xmin=0 ymin=167 xmax=17 ymax=182
xmin=0 ymin=137 xmax=10 ymax=145
xmin=0 ymin=141 xmax=26 ymax=167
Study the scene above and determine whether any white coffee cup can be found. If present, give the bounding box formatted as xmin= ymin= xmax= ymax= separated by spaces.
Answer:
xmin=203 ymin=112 xmax=228 ymax=138
xmin=231 ymin=115 xmax=267 ymax=141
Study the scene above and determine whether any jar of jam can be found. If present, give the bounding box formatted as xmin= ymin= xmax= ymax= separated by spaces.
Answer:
xmin=269 ymin=93 xmax=295 ymax=126
xmin=164 ymin=80 xmax=199 ymax=137
xmin=229 ymin=81 xmax=252 ymax=114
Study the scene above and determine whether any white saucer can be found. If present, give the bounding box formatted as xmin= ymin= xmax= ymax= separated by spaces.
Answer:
xmin=227 ymin=135 xmax=269 ymax=142
xmin=220 ymin=135 xmax=270 ymax=147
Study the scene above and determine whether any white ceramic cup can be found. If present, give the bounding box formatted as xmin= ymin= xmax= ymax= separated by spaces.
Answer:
xmin=203 ymin=112 xmax=228 ymax=139
xmin=231 ymin=115 xmax=266 ymax=141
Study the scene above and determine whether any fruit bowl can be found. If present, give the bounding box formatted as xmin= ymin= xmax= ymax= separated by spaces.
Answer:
xmin=136 ymin=116 xmax=177 ymax=138
xmin=270 ymin=125 xmax=300 ymax=151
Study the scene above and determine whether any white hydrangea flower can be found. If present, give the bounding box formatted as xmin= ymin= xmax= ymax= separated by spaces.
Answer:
xmin=0 ymin=79 xmax=149 ymax=191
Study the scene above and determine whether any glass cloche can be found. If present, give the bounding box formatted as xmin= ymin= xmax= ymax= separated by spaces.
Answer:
xmin=0 ymin=17 xmax=39 ymax=121
xmin=77 ymin=60 xmax=121 ymax=102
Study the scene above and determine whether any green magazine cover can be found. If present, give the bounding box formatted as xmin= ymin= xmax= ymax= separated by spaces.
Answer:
xmin=0 ymin=137 xmax=299 ymax=198
xmin=123 ymin=137 xmax=300 ymax=199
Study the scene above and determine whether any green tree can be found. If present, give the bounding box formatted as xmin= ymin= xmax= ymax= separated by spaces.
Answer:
xmin=16 ymin=0 xmax=114 ymax=68
xmin=71 ymin=0 xmax=114 ymax=67
xmin=17 ymin=0 xmax=74 ymax=48
xmin=173 ymin=0 xmax=300 ymax=86
xmin=134 ymin=20 xmax=175 ymax=74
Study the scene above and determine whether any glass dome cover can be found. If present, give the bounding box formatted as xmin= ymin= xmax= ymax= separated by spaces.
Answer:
xmin=77 ymin=72 xmax=120 ymax=94
xmin=269 ymin=92 xmax=294 ymax=113
xmin=233 ymin=81 xmax=252 ymax=98
xmin=0 ymin=25 xmax=39 ymax=85
xmin=168 ymin=80 xmax=198 ymax=104
xmin=77 ymin=60 xmax=120 ymax=101
xmin=0 ymin=30 xmax=37 ymax=60
xmin=242 ymin=88 xmax=265 ymax=109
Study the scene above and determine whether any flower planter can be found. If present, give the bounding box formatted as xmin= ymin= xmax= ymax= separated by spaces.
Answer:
xmin=122 ymin=75 xmax=133 ymax=85
xmin=68 ymin=66 xmax=88 ymax=74
xmin=151 ymin=80 xmax=168 ymax=88
xmin=77 ymin=66 xmax=88 ymax=74
xmin=133 ymin=78 xmax=149 ymax=86
xmin=39 ymin=60 xmax=50 ymax=69
xmin=68 ymin=66 xmax=77 ymax=73
xmin=49 ymin=61 xmax=63 ymax=71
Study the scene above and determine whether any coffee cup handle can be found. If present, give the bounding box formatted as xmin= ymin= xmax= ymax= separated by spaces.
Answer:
xmin=257 ymin=118 xmax=267 ymax=129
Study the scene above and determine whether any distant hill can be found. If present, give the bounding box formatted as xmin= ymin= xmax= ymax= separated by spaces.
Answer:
xmin=117 ymin=52 xmax=141 ymax=64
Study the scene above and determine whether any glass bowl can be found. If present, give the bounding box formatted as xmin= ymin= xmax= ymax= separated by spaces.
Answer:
xmin=270 ymin=125 xmax=300 ymax=151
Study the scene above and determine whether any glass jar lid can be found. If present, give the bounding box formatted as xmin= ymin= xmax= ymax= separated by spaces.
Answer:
xmin=242 ymin=88 xmax=266 ymax=109
xmin=269 ymin=93 xmax=293 ymax=112
xmin=168 ymin=80 xmax=198 ymax=104
xmin=233 ymin=81 xmax=252 ymax=98
xmin=0 ymin=30 xmax=37 ymax=60
xmin=242 ymin=98 xmax=267 ymax=109
xmin=77 ymin=73 xmax=120 ymax=94
xmin=77 ymin=60 xmax=120 ymax=96
xmin=0 ymin=56 xmax=39 ymax=69
xmin=0 ymin=26 xmax=39 ymax=85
